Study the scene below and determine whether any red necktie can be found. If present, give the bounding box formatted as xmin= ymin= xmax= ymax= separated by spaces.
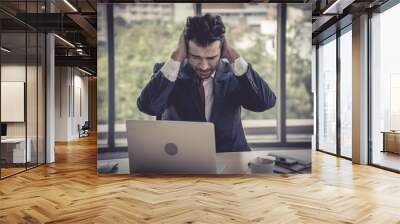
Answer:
xmin=199 ymin=79 xmax=205 ymax=114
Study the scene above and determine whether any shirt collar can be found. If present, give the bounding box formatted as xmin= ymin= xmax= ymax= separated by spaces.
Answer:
xmin=199 ymin=71 xmax=216 ymax=82
xmin=210 ymin=71 xmax=216 ymax=79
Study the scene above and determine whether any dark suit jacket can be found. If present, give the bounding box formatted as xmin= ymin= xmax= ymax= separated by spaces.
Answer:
xmin=137 ymin=59 xmax=276 ymax=152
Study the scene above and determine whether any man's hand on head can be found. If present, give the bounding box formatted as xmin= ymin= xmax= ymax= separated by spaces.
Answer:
xmin=221 ymin=38 xmax=240 ymax=63
xmin=171 ymin=32 xmax=187 ymax=62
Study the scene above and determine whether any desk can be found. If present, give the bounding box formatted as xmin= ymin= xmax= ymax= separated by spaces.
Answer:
xmin=382 ymin=131 xmax=400 ymax=154
xmin=1 ymin=138 xmax=31 ymax=164
xmin=98 ymin=149 xmax=311 ymax=175
xmin=216 ymin=150 xmax=311 ymax=174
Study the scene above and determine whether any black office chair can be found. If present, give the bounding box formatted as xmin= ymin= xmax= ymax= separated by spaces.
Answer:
xmin=79 ymin=121 xmax=90 ymax=138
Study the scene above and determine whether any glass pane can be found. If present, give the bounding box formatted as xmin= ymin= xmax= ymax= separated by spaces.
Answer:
xmin=26 ymin=0 xmax=40 ymax=169
xmin=286 ymin=4 xmax=312 ymax=142
xmin=203 ymin=3 xmax=278 ymax=144
xmin=339 ymin=28 xmax=352 ymax=158
xmin=371 ymin=4 xmax=400 ymax=171
xmin=1 ymin=29 xmax=27 ymax=177
xmin=317 ymin=37 xmax=337 ymax=154
xmin=38 ymin=32 xmax=45 ymax=164
xmin=27 ymin=31 xmax=38 ymax=169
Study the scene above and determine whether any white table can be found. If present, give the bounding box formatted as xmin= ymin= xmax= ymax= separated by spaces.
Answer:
xmin=98 ymin=149 xmax=311 ymax=175
xmin=1 ymin=138 xmax=31 ymax=163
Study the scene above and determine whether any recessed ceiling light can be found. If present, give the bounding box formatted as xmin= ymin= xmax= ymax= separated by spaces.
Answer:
xmin=63 ymin=0 xmax=78 ymax=12
xmin=54 ymin=34 xmax=75 ymax=48
xmin=323 ymin=0 xmax=354 ymax=15
xmin=1 ymin=47 xmax=11 ymax=53
xmin=78 ymin=67 xmax=93 ymax=76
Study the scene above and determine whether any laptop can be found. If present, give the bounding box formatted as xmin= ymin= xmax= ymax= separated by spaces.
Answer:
xmin=126 ymin=120 xmax=217 ymax=174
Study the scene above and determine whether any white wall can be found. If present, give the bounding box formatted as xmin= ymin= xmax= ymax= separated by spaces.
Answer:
xmin=1 ymin=65 xmax=26 ymax=81
xmin=55 ymin=67 xmax=69 ymax=141
xmin=55 ymin=67 xmax=89 ymax=141
xmin=1 ymin=82 xmax=25 ymax=122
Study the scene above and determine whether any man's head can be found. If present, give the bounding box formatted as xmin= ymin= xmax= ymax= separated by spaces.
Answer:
xmin=184 ymin=13 xmax=225 ymax=79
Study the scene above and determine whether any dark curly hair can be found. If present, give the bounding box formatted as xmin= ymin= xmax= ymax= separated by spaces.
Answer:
xmin=184 ymin=13 xmax=225 ymax=48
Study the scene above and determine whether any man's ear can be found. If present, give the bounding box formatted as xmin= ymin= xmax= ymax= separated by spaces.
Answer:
xmin=183 ymin=28 xmax=190 ymax=54
xmin=184 ymin=37 xmax=189 ymax=55
xmin=184 ymin=34 xmax=188 ymax=49
xmin=220 ymin=37 xmax=225 ymax=55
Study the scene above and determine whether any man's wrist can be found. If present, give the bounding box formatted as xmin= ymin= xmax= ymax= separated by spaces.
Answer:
xmin=232 ymin=57 xmax=248 ymax=77
xmin=160 ymin=58 xmax=181 ymax=81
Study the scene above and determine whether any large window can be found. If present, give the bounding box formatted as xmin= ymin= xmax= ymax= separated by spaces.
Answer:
xmin=202 ymin=3 xmax=278 ymax=143
xmin=317 ymin=36 xmax=337 ymax=154
xmin=97 ymin=3 xmax=196 ymax=150
xmin=370 ymin=3 xmax=400 ymax=171
xmin=315 ymin=24 xmax=352 ymax=159
xmin=286 ymin=4 xmax=313 ymax=142
xmin=113 ymin=3 xmax=194 ymax=122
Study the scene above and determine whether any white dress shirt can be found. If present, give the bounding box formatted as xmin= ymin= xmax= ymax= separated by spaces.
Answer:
xmin=160 ymin=57 xmax=249 ymax=121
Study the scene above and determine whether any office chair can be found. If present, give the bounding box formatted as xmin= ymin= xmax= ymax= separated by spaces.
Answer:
xmin=79 ymin=121 xmax=90 ymax=138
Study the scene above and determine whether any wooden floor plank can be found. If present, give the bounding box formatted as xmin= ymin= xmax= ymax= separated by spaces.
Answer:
xmin=0 ymin=134 xmax=400 ymax=223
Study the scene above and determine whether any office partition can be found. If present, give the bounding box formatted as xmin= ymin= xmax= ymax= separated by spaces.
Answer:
xmin=0 ymin=1 xmax=47 ymax=179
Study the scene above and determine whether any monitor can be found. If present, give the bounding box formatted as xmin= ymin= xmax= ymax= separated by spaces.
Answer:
xmin=1 ymin=123 xmax=7 ymax=137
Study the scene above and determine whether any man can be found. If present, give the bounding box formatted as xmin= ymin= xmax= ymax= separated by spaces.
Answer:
xmin=137 ymin=14 xmax=276 ymax=152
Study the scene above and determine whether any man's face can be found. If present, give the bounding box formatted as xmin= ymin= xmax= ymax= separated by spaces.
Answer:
xmin=187 ymin=40 xmax=221 ymax=79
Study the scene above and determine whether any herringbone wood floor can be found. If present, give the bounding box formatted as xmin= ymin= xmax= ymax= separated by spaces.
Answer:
xmin=1 ymin=134 xmax=400 ymax=224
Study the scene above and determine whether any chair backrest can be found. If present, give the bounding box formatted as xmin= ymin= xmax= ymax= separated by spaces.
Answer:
xmin=82 ymin=121 xmax=90 ymax=129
